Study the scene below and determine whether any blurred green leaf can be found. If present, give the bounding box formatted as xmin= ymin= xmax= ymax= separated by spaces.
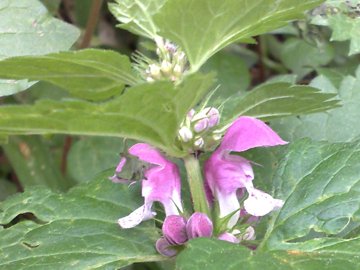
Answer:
xmin=280 ymin=38 xmax=335 ymax=78
xmin=0 ymin=179 xmax=17 ymax=201
xmin=0 ymin=74 xmax=214 ymax=157
xmin=0 ymin=0 xmax=80 ymax=97
xmin=0 ymin=176 xmax=162 ymax=269
xmin=272 ymin=66 xmax=360 ymax=142
xmin=67 ymin=137 xmax=124 ymax=183
xmin=0 ymin=49 xmax=138 ymax=101
xmin=154 ymin=0 xmax=322 ymax=71
xmin=221 ymin=82 xmax=339 ymax=124
xmin=2 ymin=136 xmax=72 ymax=191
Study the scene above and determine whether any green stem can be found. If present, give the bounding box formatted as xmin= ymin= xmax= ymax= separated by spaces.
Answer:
xmin=183 ymin=155 xmax=210 ymax=217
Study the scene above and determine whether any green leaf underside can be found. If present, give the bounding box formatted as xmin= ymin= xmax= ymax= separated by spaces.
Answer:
xmin=0 ymin=74 xmax=214 ymax=157
xmin=261 ymin=139 xmax=360 ymax=251
xmin=0 ymin=49 xmax=138 ymax=101
xmin=176 ymin=238 xmax=360 ymax=270
xmin=0 ymin=0 xmax=80 ymax=97
xmin=221 ymin=82 xmax=339 ymax=124
xmin=272 ymin=67 xmax=360 ymax=142
xmin=0 ymin=177 xmax=163 ymax=270
xmin=153 ymin=0 xmax=323 ymax=71
xmin=109 ymin=0 xmax=167 ymax=38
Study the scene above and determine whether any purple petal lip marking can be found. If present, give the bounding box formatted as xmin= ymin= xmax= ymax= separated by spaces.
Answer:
xmin=205 ymin=116 xmax=287 ymax=228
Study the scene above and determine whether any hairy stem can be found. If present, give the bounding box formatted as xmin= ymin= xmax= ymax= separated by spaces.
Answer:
xmin=183 ymin=155 xmax=210 ymax=217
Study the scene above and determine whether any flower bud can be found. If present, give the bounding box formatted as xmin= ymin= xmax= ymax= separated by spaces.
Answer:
xmin=186 ymin=212 xmax=213 ymax=239
xmin=156 ymin=237 xmax=178 ymax=257
xmin=162 ymin=215 xmax=188 ymax=245
xmin=206 ymin=108 xmax=220 ymax=128
xmin=218 ymin=232 xmax=240 ymax=243
xmin=173 ymin=64 xmax=183 ymax=77
xmin=241 ymin=226 xmax=256 ymax=241
xmin=161 ymin=60 xmax=172 ymax=74
xmin=149 ymin=64 xmax=161 ymax=79
xmin=194 ymin=118 xmax=209 ymax=133
xmin=179 ymin=126 xmax=193 ymax=142
xmin=193 ymin=137 xmax=204 ymax=149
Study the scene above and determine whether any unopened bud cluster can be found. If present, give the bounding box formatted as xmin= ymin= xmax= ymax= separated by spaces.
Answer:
xmin=178 ymin=107 xmax=222 ymax=152
xmin=145 ymin=38 xmax=187 ymax=82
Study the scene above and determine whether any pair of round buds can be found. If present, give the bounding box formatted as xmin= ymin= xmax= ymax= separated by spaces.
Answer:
xmin=178 ymin=107 xmax=221 ymax=149
xmin=156 ymin=212 xmax=256 ymax=257
xmin=156 ymin=212 xmax=213 ymax=257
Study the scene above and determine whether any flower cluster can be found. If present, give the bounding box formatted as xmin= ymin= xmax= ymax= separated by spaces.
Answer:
xmin=178 ymin=107 xmax=221 ymax=152
xmin=134 ymin=38 xmax=187 ymax=82
xmin=112 ymin=115 xmax=287 ymax=257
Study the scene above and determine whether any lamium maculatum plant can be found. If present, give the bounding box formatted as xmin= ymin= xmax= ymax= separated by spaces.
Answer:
xmin=0 ymin=0 xmax=359 ymax=269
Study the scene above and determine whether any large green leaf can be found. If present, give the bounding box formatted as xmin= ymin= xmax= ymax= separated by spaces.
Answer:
xmin=272 ymin=67 xmax=360 ymax=142
xmin=0 ymin=49 xmax=138 ymax=101
xmin=154 ymin=0 xmax=323 ymax=71
xmin=0 ymin=0 xmax=80 ymax=97
xmin=261 ymin=139 xmax=360 ymax=251
xmin=109 ymin=0 xmax=167 ymax=39
xmin=176 ymin=237 xmax=360 ymax=270
xmin=0 ymin=176 xmax=163 ymax=269
xmin=221 ymin=82 xmax=339 ymax=124
xmin=0 ymin=74 xmax=214 ymax=157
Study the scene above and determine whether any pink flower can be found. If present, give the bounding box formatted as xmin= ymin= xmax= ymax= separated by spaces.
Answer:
xmin=117 ymin=143 xmax=183 ymax=228
xmin=205 ymin=117 xmax=287 ymax=228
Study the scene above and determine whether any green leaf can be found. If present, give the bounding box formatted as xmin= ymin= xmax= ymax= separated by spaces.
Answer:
xmin=109 ymin=0 xmax=167 ymax=39
xmin=0 ymin=179 xmax=17 ymax=201
xmin=67 ymin=137 xmax=124 ymax=183
xmin=176 ymin=238 xmax=360 ymax=270
xmin=0 ymin=0 xmax=79 ymax=60
xmin=280 ymin=38 xmax=335 ymax=78
xmin=0 ymin=74 xmax=214 ymax=157
xmin=0 ymin=49 xmax=138 ymax=101
xmin=0 ymin=176 xmax=163 ymax=269
xmin=272 ymin=67 xmax=360 ymax=142
xmin=0 ymin=0 xmax=80 ymax=97
xmin=221 ymin=82 xmax=339 ymax=124
xmin=201 ymin=50 xmax=250 ymax=105
xmin=261 ymin=138 xmax=360 ymax=251
xmin=2 ymin=136 xmax=72 ymax=191
xmin=154 ymin=0 xmax=323 ymax=71
xmin=328 ymin=14 xmax=360 ymax=55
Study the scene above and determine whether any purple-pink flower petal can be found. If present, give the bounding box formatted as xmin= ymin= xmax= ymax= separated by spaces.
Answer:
xmin=162 ymin=215 xmax=188 ymax=245
xmin=218 ymin=116 xmax=287 ymax=153
xmin=186 ymin=212 xmax=213 ymax=239
xmin=156 ymin=237 xmax=178 ymax=257
xmin=243 ymin=186 xmax=284 ymax=217
xmin=218 ymin=232 xmax=240 ymax=243
xmin=205 ymin=116 xmax=287 ymax=228
xmin=117 ymin=143 xmax=183 ymax=228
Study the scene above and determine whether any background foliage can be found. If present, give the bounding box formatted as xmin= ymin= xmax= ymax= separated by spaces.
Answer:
xmin=0 ymin=0 xmax=359 ymax=269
